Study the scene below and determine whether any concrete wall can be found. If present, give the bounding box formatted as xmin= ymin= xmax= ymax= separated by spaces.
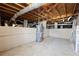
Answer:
xmin=49 ymin=29 xmax=73 ymax=39
xmin=0 ymin=26 xmax=36 ymax=51
xmin=0 ymin=26 xmax=73 ymax=51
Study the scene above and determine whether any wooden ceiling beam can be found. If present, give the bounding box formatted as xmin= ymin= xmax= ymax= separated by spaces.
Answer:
xmin=63 ymin=3 xmax=66 ymax=19
xmin=29 ymin=4 xmax=50 ymax=20
xmin=53 ymin=13 xmax=78 ymax=20
xmin=36 ymin=10 xmax=46 ymax=18
xmin=54 ymin=7 xmax=61 ymax=18
xmin=32 ymin=11 xmax=43 ymax=18
xmin=20 ymin=12 xmax=41 ymax=20
xmin=31 ymin=12 xmax=41 ymax=19
xmin=40 ymin=9 xmax=54 ymax=20
xmin=47 ymin=3 xmax=58 ymax=12
xmin=0 ymin=9 xmax=15 ymax=14
xmin=45 ymin=4 xmax=59 ymax=20
xmin=38 ymin=4 xmax=57 ymax=17
xmin=3 ymin=3 xmax=20 ymax=11
xmin=15 ymin=3 xmax=25 ymax=8
xmin=26 ymin=3 xmax=31 ymax=5
xmin=33 ymin=4 xmax=54 ymax=20
xmin=73 ymin=3 xmax=76 ymax=14
xmin=64 ymin=4 xmax=67 ymax=17
xmin=27 ymin=13 xmax=39 ymax=18
xmin=40 ymin=11 xmax=53 ymax=20
xmin=28 ymin=12 xmax=41 ymax=18
xmin=0 ymin=6 xmax=17 ymax=13
xmin=33 ymin=8 xmax=43 ymax=16
xmin=27 ymin=4 xmax=58 ymax=20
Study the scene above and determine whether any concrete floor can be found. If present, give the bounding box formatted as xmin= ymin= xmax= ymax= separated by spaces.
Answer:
xmin=0 ymin=37 xmax=78 ymax=56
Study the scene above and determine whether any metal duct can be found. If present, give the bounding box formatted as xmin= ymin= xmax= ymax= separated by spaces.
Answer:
xmin=11 ymin=3 xmax=45 ymax=21
xmin=67 ymin=16 xmax=72 ymax=21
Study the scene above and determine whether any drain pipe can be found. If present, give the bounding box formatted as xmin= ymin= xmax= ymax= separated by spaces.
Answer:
xmin=11 ymin=3 xmax=45 ymax=21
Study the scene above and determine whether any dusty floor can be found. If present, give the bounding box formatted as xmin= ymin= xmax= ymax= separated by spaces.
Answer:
xmin=0 ymin=37 xmax=78 ymax=56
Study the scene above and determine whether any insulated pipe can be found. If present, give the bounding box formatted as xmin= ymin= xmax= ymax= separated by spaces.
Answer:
xmin=11 ymin=3 xmax=45 ymax=21
xmin=67 ymin=16 xmax=72 ymax=21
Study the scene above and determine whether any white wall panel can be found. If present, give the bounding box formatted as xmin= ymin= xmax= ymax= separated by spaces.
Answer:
xmin=0 ymin=26 xmax=36 ymax=51
xmin=0 ymin=26 xmax=73 ymax=52
xmin=49 ymin=29 xmax=73 ymax=39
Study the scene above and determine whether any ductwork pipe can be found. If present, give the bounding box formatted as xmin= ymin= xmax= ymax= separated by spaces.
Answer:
xmin=67 ymin=16 xmax=72 ymax=21
xmin=11 ymin=3 xmax=45 ymax=21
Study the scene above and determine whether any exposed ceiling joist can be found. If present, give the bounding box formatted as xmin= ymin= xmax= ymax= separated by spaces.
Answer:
xmin=11 ymin=3 xmax=45 ymax=21
xmin=31 ymin=10 xmax=42 ymax=18
xmin=40 ymin=4 xmax=58 ymax=20
xmin=47 ymin=3 xmax=58 ymax=12
xmin=73 ymin=3 xmax=76 ymax=14
xmin=32 ymin=4 xmax=59 ymax=20
xmin=0 ymin=3 xmax=79 ymax=22
xmin=35 ymin=9 xmax=45 ymax=18
xmin=54 ymin=7 xmax=61 ymax=18
xmin=46 ymin=4 xmax=59 ymax=20
xmin=0 ymin=9 xmax=15 ymax=14
xmin=22 ymin=13 xmax=39 ymax=19
xmin=28 ymin=13 xmax=39 ymax=18
xmin=3 ymin=3 xmax=20 ymax=11
xmin=53 ymin=13 xmax=78 ymax=20
xmin=0 ymin=6 xmax=17 ymax=13
xmin=15 ymin=3 xmax=25 ymax=8
xmin=64 ymin=4 xmax=67 ymax=17
xmin=29 ymin=8 xmax=45 ymax=19
xmin=32 ymin=11 xmax=42 ymax=18
xmin=46 ymin=4 xmax=59 ymax=19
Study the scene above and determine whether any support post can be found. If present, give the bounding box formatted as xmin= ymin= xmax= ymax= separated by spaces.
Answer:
xmin=24 ymin=20 xmax=28 ymax=27
xmin=41 ymin=20 xmax=48 ymax=38
xmin=36 ymin=23 xmax=44 ymax=42
xmin=60 ymin=25 xmax=63 ymax=29
xmin=54 ymin=22 xmax=58 ymax=29
xmin=74 ymin=15 xmax=78 ymax=53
